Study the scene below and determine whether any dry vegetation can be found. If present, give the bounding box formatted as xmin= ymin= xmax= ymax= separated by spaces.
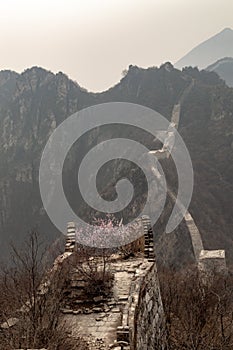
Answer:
xmin=2 ymin=230 xmax=233 ymax=350
xmin=0 ymin=229 xmax=142 ymax=348
xmin=0 ymin=232 xmax=88 ymax=350
xmin=159 ymin=265 xmax=233 ymax=350
xmin=70 ymin=246 xmax=115 ymax=298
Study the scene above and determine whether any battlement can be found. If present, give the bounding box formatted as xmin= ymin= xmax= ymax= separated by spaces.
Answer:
xmin=61 ymin=217 xmax=166 ymax=349
xmin=62 ymin=258 xmax=165 ymax=350
xmin=199 ymin=249 xmax=227 ymax=273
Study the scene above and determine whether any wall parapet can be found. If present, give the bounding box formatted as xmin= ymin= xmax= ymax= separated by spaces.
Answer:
xmin=116 ymin=261 xmax=166 ymax=350
xmin=62 ymin=217 xmax=167 ymax=349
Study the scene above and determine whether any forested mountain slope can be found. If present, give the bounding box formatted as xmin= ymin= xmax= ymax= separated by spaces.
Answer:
xmin=0 ymin=64 xmax=233 ymax=263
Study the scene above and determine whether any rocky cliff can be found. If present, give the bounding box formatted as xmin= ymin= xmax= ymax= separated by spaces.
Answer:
xmin=0 ymin=64 xmax=233 ymax=264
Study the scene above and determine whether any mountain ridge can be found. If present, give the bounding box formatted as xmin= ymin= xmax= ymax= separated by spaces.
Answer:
xmin=175 ymin=28 xmax=233 ymax=69
xmin=206 ymin=57 xmax=233 ymax=87
xmin=0 ymin=64 xmax=233 ymax=266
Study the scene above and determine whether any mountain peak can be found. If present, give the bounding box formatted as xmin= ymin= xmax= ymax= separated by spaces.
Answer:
xmin=217 ymin=27 xmax=233 ymax=38
xmin=221 ymin=27 xmax=233 ymax=33
xmin=175 ymin=28 xmax=233 ymax=69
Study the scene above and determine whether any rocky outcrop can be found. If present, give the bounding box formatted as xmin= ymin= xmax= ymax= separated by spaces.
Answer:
xmin=0 ymin=64 xmax=233 ymax=266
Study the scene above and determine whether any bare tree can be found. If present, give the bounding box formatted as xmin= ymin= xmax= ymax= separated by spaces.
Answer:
xmin=159 ymin=265 xmax=233 ymax=350
xmin=0 ymin=231 xmax=88 ymax=349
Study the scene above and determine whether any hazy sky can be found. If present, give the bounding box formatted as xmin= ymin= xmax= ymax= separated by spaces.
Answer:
xmin=0 ymin=0 xmax=233 ymax=91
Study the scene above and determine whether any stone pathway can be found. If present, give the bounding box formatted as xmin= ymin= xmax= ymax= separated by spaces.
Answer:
xmin=61 ymin=258 xmax=147 ymax=349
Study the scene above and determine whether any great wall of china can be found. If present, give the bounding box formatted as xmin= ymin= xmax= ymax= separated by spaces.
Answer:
xmin=148 ymin=71 xmax=226 ymax=272
xmin=0 ymin=70 xmax=228 ymax=348
xmin=60 ymin=217 xmax=166 ymax=350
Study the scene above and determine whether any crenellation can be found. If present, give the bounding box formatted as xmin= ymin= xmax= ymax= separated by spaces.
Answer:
xmin=198 ymin=249 xmax=227 ymax=274
xmin=59 ymin=216 xmax=166 ymax=349
xmin=65 ymin=221 xmax=76 ymax=252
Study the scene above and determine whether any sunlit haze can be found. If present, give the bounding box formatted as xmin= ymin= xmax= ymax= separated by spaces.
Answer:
xmin=0 ymin=0 xmax=232 ymax=91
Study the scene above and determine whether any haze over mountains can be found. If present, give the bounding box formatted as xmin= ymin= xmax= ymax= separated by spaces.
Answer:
xmin=175 ymin=28 xmax=233 ymax=69
xmin=0 ymin=27 xmax=233 ymax=265
xmin=206 ymin=57 xmax=233 ymax=87
xmin=0 ymin=62 xmax=233 ymax=265
xmin=175 ymin=28 xmax=233 ymax=88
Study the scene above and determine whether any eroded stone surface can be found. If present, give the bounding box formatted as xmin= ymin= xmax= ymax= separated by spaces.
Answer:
xmin=62 ymin=257 xmax=166 ymax=349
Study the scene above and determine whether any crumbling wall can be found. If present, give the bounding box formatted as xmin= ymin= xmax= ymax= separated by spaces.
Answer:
xmin=128 ymin=264 xmax=166 ymax=350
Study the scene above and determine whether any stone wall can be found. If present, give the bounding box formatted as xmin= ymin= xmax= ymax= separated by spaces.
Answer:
xmin=61 ymin=218 xmax=167 ymax=350
xmin=5 ymin=218 xmax=167 ymax=350
xmin=199 ymin=249 xmax=227 ymax=273
xmin=114 ymin=217 xmax=166 ymax=349
xmin=127 ymin=264 xmax=166 ymax=350
xmin=62 ymin=256 xmax=167 ymax=350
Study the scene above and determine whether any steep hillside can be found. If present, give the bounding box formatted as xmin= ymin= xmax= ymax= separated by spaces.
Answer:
xmin=206 ymin=57 xmax=233 ymax=87
xmin=0 ymin=64 xmax=233 ymax=264
xmin=0 ymin=67 xmax=96 ymax=254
